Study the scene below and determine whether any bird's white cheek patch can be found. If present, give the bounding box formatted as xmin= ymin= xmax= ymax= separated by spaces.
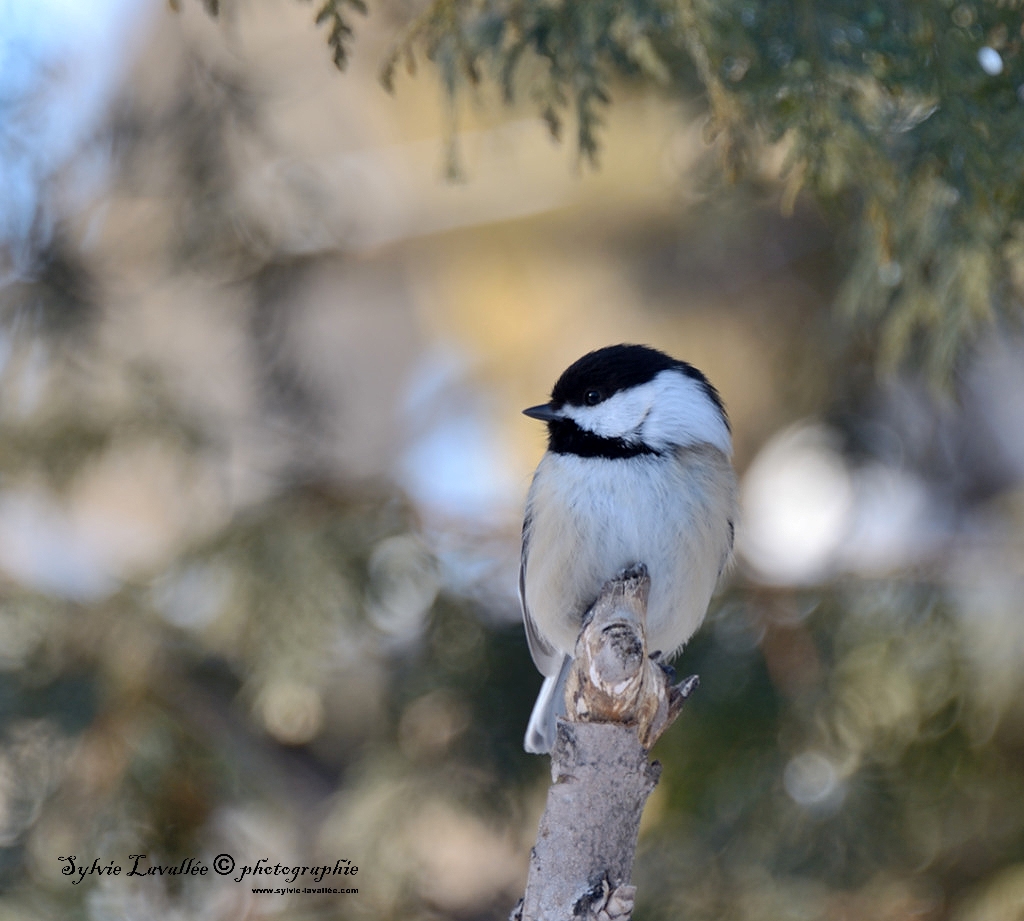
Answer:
xmin=640 ymin=371 xmax=732 ymax=456
xmin=558 ymin=371 xmax=730 ymax=455
xmin=563 ymin=388 xmax=655 ymax=441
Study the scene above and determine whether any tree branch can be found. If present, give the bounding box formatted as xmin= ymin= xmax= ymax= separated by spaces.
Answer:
xmin=515 ymin=565 xmax=697 ymax=921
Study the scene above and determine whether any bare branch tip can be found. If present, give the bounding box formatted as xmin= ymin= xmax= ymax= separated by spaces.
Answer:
xmin=675 ymin=673 xmax=700 ymax=700
xmin=599 ymin=563 xmax=650 ymax=606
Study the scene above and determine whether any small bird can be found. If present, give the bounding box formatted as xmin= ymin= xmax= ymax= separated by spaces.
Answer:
xmin=520 ymin=344 xmax=737 ymax=753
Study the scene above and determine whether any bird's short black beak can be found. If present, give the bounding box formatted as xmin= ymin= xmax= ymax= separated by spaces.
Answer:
xmin=523 ymin=403 xmax=562 ymax=422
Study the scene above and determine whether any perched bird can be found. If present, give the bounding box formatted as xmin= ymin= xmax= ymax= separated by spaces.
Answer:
xmin=520 ymin=344 xmax=737 ymax=753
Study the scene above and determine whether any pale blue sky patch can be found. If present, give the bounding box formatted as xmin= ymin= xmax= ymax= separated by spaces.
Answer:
xmin=0 ymin=489 xmax=116 ymax=601
xmin=0 ymin=0 xmax=154 ymax=278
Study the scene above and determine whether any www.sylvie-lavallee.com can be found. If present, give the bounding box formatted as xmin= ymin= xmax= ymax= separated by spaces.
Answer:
xmin=58 ymin=854 xmax=359 ymax=885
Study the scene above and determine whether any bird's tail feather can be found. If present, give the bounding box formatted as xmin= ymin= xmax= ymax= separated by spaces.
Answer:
xmin=524 ymin=656 xmax=571 ymax=754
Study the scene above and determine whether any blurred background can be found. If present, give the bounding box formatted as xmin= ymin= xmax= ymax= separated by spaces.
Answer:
xmin=2 ymin=1 xmax=1024 ymax=919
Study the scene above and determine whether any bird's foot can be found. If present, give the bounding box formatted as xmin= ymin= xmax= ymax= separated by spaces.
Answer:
xmin=648 ymin=650 xmax=676 ymax=683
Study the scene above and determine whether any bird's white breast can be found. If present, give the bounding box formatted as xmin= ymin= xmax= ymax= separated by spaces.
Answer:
xmin=522 ymin=445 xmax=736 ymax=673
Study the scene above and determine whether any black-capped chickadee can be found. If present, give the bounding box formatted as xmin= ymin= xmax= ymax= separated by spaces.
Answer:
xmin=520 ymin=344 xmax=737 ymax=753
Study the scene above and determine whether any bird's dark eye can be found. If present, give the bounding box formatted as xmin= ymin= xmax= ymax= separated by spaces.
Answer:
xmin=584 ymin=389 xmax=602 ymax=406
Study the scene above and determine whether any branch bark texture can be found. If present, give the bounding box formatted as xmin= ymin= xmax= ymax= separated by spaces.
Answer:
xmin=516 ymin=566 xmax=694 ymax=921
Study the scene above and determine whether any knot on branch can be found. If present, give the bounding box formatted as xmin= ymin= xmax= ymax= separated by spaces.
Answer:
xmin=564 ymin=564 xmax=696 ymax=749
xmin=576 ymin=877 xmax=636 ymax=921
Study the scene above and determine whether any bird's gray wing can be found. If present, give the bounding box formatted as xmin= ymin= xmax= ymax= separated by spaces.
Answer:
xmin=519 ymin=506 xmax=562 ymax=677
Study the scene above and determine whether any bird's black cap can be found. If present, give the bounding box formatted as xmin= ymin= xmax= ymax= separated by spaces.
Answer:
xmin=550 ymin=343 xmax=725 ymax=418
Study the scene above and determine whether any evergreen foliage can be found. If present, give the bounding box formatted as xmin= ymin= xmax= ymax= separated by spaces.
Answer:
xmin=345 ymin=0 xmax=1024 ymax=376
xmin=308 ymin=0 xmax=369 ymax=70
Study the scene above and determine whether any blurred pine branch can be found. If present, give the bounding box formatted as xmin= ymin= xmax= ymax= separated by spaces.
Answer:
xmin=308 ymin=0 xmax=369 ymax=70
xmin=323 ymin=0 xmax=1024 ymax=378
